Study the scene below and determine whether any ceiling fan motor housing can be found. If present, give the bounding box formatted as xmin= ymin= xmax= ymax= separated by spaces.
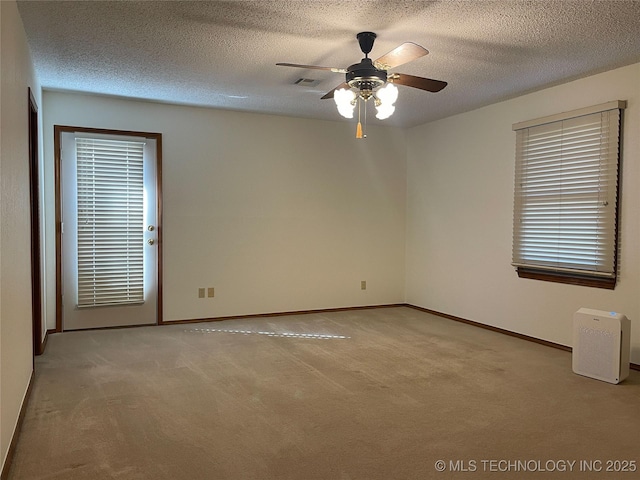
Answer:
xmin=346 ymin=58 xmax=387 ymax=92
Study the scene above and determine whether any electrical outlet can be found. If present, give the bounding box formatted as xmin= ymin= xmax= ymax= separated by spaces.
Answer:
xmin=361 ymin=280 xmax=366 ymax=290
xmin=198 ymin=288 xmax=205 ymax=298
xmin=208 ymin=287 xmax=215 ymax=298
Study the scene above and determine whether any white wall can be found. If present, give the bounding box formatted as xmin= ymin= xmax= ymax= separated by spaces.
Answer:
xmin=42 ymin=93 xmax=407 ymax=324
xmin=406 ymin=63 xmax=640 ymax=363
xmin=0 ymin=0 xmax=41 ymax=471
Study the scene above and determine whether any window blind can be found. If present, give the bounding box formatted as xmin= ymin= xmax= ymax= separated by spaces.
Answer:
xmin=512 ymin=103 xmax=623 ymax=279
xmin=76 ymin=137 xmax=145 ymax=307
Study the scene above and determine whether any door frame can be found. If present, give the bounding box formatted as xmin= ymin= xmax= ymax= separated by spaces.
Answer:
xmin=28 ymin=88 xmax=44 ymax=355
xmin=54 ymin=125 xmax=164 ymax=331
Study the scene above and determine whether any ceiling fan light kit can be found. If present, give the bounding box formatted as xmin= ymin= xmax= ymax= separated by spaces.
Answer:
xmin=277 ymin=31 xmax=447 ymax=138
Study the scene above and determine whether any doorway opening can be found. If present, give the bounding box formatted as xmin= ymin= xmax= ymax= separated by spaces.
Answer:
xmin=28 ymin=88 xmax=43 ymax=355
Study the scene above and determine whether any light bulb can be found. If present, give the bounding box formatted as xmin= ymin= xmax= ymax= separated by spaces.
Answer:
xmin=334 ymin=88 xmax=356 ymax=118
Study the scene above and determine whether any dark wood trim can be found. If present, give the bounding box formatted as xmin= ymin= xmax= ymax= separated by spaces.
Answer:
xmin=162 ymin=304 xmax=407 ymax=326
xmin=40 ymin=329 xmax=53 ymax=353
xmin=54 ymin=125 xmax=163 ymax=331
xmin=54 ymin=125 xmax=163 ymax=139
xmin=614 ymin=110 xmax=624 ymax=289
xmin=28 ymin=88 xmax=44 ymax=356
xmin=54 ymin=126 xmax=62 ymax=332
xmin=28 ymin=302 xmax=640 ymax=374
xmin=0 ymin=371 xmax=34 ymax=480
xmin=62 ymin=322 xmax=157 ymax=333
xmin=156 ymin=135 xmax=164 ymax=325
xmin=406 ymin=304 xmax=571 ymax=351
xmin=51 ymin=304 xmax=405 ymax=332
xmin=406 ymin=304 xmax=639 ymax=371
xmin=516 ymin=267 xmax=615 ymax=289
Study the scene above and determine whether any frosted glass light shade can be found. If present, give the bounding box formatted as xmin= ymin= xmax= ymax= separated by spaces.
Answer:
xmin=375 ymin=104 xmax=395 ymax=120
xmin=375 ymin=83 xmax=398 ymax=119
xmin=377 ymin=83 xmax=398 ymax=104
xmin=334 ymin=88 xmax=356 ymax=118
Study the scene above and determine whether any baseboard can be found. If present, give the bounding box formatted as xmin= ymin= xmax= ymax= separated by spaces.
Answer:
xmin=39 ymin=303 xmax=640 ymax=372
xmin=56 ymin=304 xmax=405 ymax=331
xmin=406 ymin=304 xmax=640 ymax=372
xmin=162 ymin=303 xmax=407 ymax=325
xmin=36 ymin=329 xmax=54 ymax=355
xmin=1 ymin=370 xmax=34 ymax=480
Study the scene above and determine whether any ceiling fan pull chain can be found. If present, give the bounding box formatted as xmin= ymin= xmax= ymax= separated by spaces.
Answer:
xmin=363 ymin=99 xmax=368 ymax=138
xmin=356 ymin=98 xmax=363 ymax=139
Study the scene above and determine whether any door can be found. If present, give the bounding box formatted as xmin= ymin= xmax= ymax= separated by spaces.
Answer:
xmin=59 ymin=129 xmax=160 ymax=330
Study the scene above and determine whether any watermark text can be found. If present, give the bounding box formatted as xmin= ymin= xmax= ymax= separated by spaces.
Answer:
xmin=434 ymin=459 xmax=637 ymax=473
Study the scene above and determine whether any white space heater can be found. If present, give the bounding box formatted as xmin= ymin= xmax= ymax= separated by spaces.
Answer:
xmin=572 ymin=308 xmax=630 ymax=384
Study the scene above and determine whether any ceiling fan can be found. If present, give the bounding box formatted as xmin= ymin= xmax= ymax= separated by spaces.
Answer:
xmin=277 ymin=32 xmax=447 ymax=134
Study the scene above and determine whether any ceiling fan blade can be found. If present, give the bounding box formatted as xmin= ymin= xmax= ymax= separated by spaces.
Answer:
xmin=276 ymin=63 xmax=347 ymax=74
xmin=391 ymin=73 xmax=447 ymax=92
xmin=321 ymin=83 xmax=350 ymax=100
xmin=373 ymin=42 xmax=428 ymax=70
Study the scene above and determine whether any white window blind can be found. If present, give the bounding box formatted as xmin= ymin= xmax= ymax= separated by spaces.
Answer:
xmin=76 ymin=137 xmax=145 ymax=307
xmin=512 ymin=101 xmax=624 ymax=279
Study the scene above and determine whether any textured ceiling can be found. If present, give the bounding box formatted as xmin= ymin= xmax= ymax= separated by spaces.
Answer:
xmin=16 ymin=0 xmax=640 ymax=128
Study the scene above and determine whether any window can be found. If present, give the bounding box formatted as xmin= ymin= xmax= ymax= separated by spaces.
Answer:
xmin=512 ymin=101 xmax=625 ymax=289
xmin=76 ymin=136 xmax=145 ymax=307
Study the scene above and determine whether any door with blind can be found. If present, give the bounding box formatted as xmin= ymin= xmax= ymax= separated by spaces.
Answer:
xmin=60 ymin=130 xmax=160 ymax=330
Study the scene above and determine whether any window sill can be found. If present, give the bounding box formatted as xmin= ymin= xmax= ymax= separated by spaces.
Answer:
xmin=516 ymin=267 xmax=616 ymax=290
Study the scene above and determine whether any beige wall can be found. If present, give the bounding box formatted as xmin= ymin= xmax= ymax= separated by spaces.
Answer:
xmin=0 ymin=0 xmax=41 ymax=470
xmin=42 ymin=92 xmax=407 ymax=324
xmin=406 ymin=63 xmax=640 ymax=363
xmin=3 ymin=6 xmax=640 ymax=468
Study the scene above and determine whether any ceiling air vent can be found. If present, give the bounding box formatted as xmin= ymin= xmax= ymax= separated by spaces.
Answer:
xmin=294 ymin=78 xmax=319 ymax=87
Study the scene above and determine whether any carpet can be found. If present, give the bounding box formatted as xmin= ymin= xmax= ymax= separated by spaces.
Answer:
xmin=7 ymin=307 xmax=640 ymax=479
